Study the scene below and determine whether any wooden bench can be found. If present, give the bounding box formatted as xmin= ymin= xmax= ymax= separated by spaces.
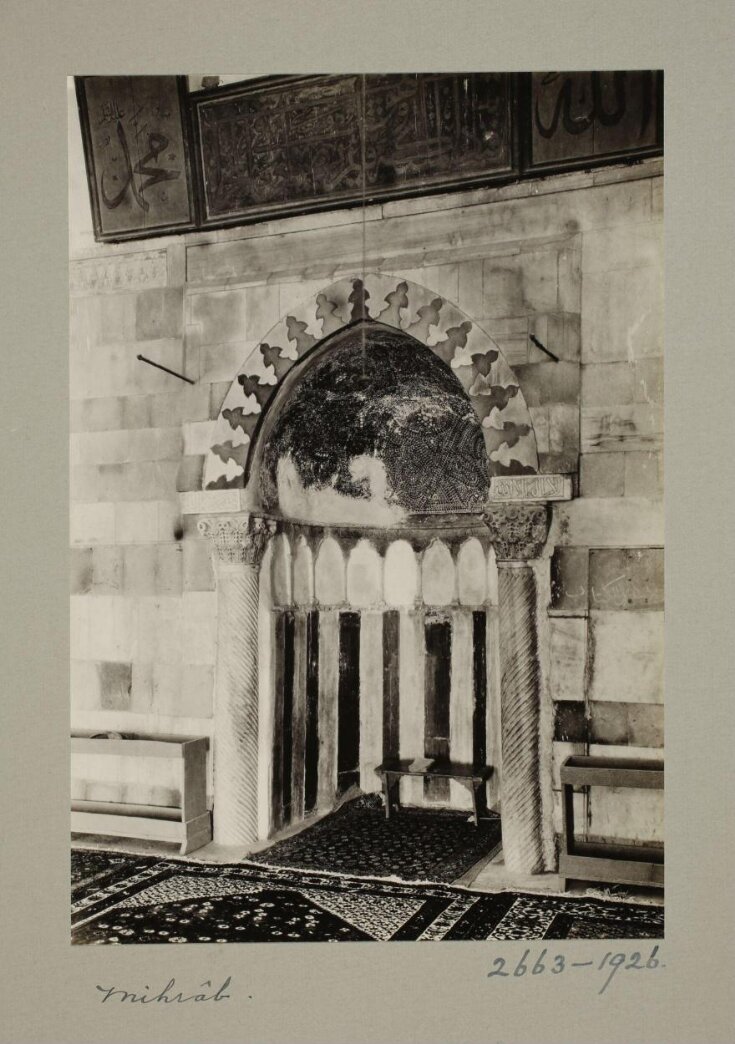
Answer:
xmin=71 ymin=735 xmax=212 ymax=855
xmin=559 ymin=755 xmax=664 ymax=890
xmin=375 ymin=758 xmax=494 ymax=827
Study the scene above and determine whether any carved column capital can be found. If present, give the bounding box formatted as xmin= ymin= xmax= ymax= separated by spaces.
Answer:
xmin=197 ymin=514 xmax=277 ymax=566
xmin=482 ymin=503 xmax=550 ymax=562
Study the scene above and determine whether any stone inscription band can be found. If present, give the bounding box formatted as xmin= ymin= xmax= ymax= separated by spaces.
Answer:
xmin=487 ymin=474 xmax=572 ymax=502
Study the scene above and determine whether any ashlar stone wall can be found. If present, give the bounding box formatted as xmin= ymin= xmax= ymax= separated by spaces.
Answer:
xmin=70 ymin=156 xmax=663 ymax=848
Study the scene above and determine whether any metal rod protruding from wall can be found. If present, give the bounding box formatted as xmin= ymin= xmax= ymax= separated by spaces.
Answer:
xmin=136 ymin=354 xmax=195 ymax=384
xmin=529 ymin=335 xmax=560 ymax=363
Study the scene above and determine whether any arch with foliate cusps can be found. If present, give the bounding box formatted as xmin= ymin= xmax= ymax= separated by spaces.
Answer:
xmin=203 ymin=273 xmax=539 ymax=492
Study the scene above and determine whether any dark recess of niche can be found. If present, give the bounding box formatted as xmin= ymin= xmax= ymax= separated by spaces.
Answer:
xmin=337 ymin=612 xmax=361 ymax=795
xmin=424 ymin=619 xmax=452 ymax=802
xmin=382 ymin=610 xmax=401 ymax=761
xmin=472 ymin=611 xmax=487 ymax=767
xmin=281 ymin=612 xmax=295 ymax=826
xmin=271 ymin=612 xmax=285 ymax=833
xmin=304 ymin=611 xmax=320 ymax=814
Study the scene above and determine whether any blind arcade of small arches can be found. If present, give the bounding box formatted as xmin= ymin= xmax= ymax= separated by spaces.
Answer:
xmin=267 ymin=531 xmax=499 ymax=609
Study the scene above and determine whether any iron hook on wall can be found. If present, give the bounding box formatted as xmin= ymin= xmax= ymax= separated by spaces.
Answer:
xmin=529 ymin=334 xmax=560 ymax=363
xmin=136 ymin=353 xmax=195 ymax=384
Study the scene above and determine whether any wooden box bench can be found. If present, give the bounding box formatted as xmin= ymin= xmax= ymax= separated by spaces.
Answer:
xmin=375 ymin=758 xmax=494 ymax=827
xmin=71 ymin=735 xmax=212 ymax=855
xmin=559 ymin=755 xmax=664 ymax=890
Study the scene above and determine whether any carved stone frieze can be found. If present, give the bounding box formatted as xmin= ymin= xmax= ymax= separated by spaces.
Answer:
xmin=487 ymin=474 xmax=572 ymax=502
xmin=69 ymin=251 xmax=168 ymax=294
xmin=482 ymin=504 xmax=550 ymax=562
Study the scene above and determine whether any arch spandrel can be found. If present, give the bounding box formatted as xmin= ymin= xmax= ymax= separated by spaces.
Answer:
xmin=202 ymin=274 xmax=539 ymax=496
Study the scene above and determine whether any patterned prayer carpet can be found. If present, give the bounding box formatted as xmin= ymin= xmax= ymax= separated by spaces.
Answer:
xmin=249 ymin=794 xmax=503 ymax=882
xmin=71 ymin=850 xmax=664 ymax=944
xmin=71 ymin=848 xmax=137 ymax=898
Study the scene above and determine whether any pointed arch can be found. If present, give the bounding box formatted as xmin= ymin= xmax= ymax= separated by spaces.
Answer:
xmin=421 ymin=539 xmax=456 ymax=606
xmin=383 ymin=540 xmax=419 ymax=607
xmin=346 ymin=539 xmax=383 ymax=607
xmin=203 ymin=273 xmax=539 ymax=495
xmin=457 ymin=537 xmax=488 ymax=606
xmin=314 ymin=536 xmax=346 ymax=607
xmin=292 ymin=536 xmax=314 ymax=607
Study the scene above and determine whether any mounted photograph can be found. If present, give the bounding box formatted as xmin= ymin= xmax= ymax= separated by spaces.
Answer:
xmin=69 ymin=71 xmax=664 ymax=944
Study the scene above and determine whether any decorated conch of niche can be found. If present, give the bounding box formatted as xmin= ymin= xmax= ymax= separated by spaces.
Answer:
xmin=202 ymin=274 xmax=540 ymax=496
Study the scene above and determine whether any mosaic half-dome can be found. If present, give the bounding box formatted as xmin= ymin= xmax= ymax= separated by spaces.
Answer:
xmin=260 ymin=322 xmax=490 ymax=523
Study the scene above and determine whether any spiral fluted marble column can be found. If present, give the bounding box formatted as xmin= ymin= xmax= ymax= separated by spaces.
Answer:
xmin=198 ymin=514 xmax=276 ymax=847
xmin=483 ymin=504 xmax=549 ymax=875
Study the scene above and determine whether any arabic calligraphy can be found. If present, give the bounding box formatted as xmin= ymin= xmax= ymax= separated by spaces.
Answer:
xmin=534 ymin=71 xmax=656 ymax=143
xmin=100 ymin=121 xmax=180 ymax=211
xmin=196 ymin=74 xmax=512 ymax=221
xmin=79 ymin=76 xmax=193 ymax=237
xmin=487 ymin=474 xmax=572 ymax=502
xmin=98 ymin=99 xmax=125 ymax=126
xmin=78 ymin=73 xmax=661 ymax=242
xmin=588 ymin=548 xmax=664 ymax=611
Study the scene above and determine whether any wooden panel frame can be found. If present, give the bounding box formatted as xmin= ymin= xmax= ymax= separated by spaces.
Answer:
xmin=560 ymin=755 xmax=664 ymax=790
xmin=519 ymin=70 xmax=664 ymax=176
xmin=74 ymin=73 xmax=664 ymax=242
xmin=75 ymin=75 xmax=198 ymax=241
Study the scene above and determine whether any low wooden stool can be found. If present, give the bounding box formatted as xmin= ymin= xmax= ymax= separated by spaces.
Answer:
xmin=375 ymin=758 xmax=493 ymax=827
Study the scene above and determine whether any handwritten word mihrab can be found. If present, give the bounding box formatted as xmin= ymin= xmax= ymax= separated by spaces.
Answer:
xmin=487 ymin=946 xmax=664 ymax=995
xmin=96 ymin=977 xmax=233 ymax=1005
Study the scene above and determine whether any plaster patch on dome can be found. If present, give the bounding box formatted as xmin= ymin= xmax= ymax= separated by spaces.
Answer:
xmin=260 ymin=324 xmax=490 ymax=517
xmin=276 ymin=454 xmax=406 ymax=527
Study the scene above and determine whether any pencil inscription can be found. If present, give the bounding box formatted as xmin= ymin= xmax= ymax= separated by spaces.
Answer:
xmin=95 ymin=977 xmax=232 ymax=1004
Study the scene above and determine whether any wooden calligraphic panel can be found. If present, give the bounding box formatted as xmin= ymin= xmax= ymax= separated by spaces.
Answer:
xmin=76 ymin=76 xmax=195 ymax=240
xmin=192 ymin=74 xmax=514 ymax=225
xmin=527 ymin=71 xmax=662 ymax=171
